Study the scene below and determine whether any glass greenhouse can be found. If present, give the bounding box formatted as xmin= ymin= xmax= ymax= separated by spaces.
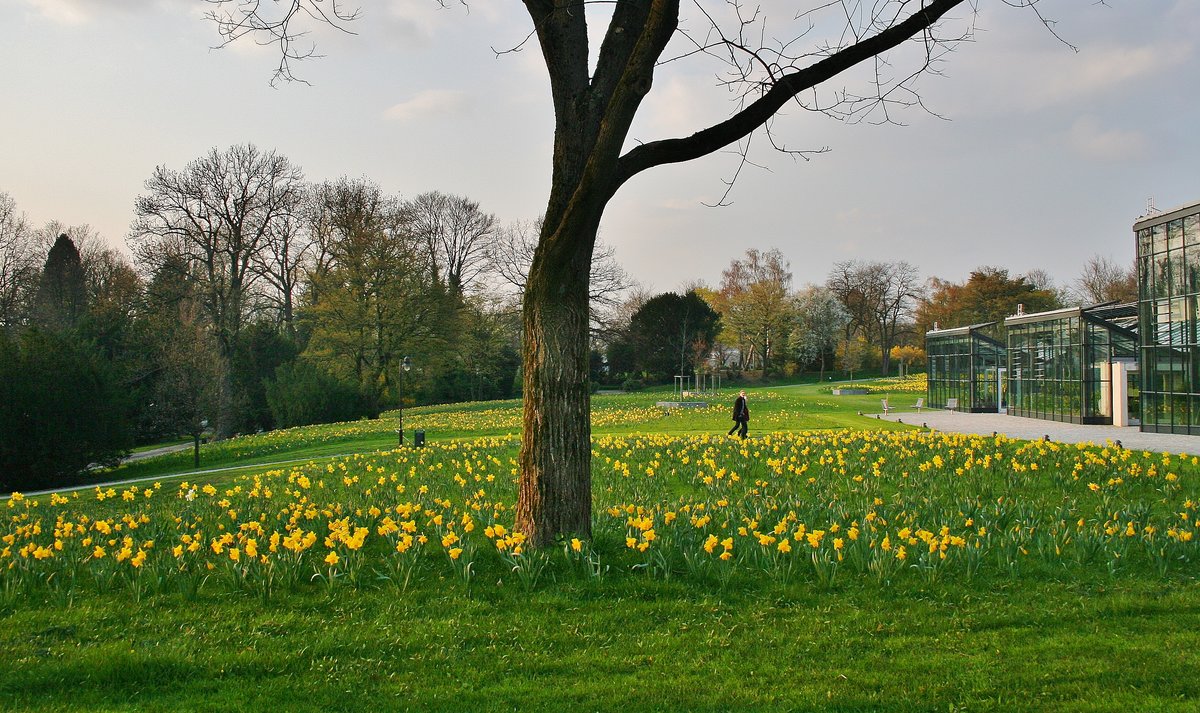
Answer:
xmin=1136 ymin=199 xmax=1200 ymax=434
xmin=1005 ymin=305 xmax=1137 ymax=425
xmin=921 ymin=197 xmax=1200 ymax=436
xmin=925 ymin=323 xmax=1007 ymax=412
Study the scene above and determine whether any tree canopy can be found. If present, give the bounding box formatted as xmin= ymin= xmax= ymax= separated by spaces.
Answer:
xmin=616 ymin=290 xmax=721 ymax=381
xmin=917 ymin=266 xmax=1062 ymax=333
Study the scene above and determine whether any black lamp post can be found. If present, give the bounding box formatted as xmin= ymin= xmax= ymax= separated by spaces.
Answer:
xmin=194 ymin=418 xmax=208 ymax=469
xmin=398 ymin=356 xmax=411 ymax=446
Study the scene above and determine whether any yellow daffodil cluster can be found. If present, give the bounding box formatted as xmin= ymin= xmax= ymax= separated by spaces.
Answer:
xmin=860 ymin=374 xmax=927 ymax=394
xmin=3 ymin=427 xmax=1199 ymax=599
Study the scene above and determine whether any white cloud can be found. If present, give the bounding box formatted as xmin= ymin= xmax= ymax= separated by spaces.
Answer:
xmin=942 ymin=40 xmax=1193 ymax=115
xmin=383 ymin=89 xmax=469 ymax=121
xmin=22 ymin=0 xmax=89 ymax=24
xmin=1028 ymin=43 xmax=1192 ymax=108
xmin=1064 ymin=116 xmax=1148 ymax=161
xmin=21 ymin=0 xmax=196 ymax=25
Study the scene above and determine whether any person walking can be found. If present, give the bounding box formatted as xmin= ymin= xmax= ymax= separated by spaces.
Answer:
xmin=727 ymin=389 xmax=749 ymax=439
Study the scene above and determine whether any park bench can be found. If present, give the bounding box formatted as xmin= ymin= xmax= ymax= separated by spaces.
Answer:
xmin=913 ymin=397 xmax=924 ymax=412
xmin=881 ymin=398 xmax=891 ymax=415
xmin=945 ymin=397 xmax=958 ymax=411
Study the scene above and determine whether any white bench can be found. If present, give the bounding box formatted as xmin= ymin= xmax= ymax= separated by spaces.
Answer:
xmin=881 ymin=398 xmax=891 ymax=415
xmin=912 ymin=397 xmax=924 ymax=412
xmin=945 ymin=397 xmax=958 ymax=411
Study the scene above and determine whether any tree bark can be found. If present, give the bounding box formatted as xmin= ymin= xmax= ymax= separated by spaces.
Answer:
xmin=514 ymin=215 xmax=599 ymax=546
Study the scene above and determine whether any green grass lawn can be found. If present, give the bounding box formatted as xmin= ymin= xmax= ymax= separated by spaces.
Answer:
xmin=3 ymin=576 xmax=1198 ymax=711
xmin=4 ymin=376 xmax=1199 ymax=711
xmin=97 ymin=381 xmax=915 ymax=486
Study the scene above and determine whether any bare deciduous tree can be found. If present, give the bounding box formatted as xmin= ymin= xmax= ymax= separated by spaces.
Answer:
xmin=828 ymin=260 xmax=923 ymax=376
xmin=0 ymin=192 xmax=37 ymax=332
xmin=1073 ymin=255 xmax=1137 ymax=305
xmin=405 ymin=191 xmax=498 ymax=297
xmin=256 ymin=201 xmax=309 ymax=335
xmin=490 ymin=217 xmax=634 ymax=343
xmin=130 ymin=144 xmax=304 ymax=435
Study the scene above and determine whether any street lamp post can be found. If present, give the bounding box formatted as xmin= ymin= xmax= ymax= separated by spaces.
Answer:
xmin=398 ymin=356 xmax=411 ymax=446
xmin=194 ymin=418 xmax=208 ymax=469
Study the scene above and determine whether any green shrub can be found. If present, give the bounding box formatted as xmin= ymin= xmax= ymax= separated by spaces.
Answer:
xmin=264 ymin=361 xmax=363 ymax=428
xmin=0 ymin=329 xmax=132 ymax=491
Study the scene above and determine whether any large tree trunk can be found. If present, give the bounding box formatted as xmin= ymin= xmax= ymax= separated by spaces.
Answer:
xmin=515 ymin=218 xmax=598 ymax=547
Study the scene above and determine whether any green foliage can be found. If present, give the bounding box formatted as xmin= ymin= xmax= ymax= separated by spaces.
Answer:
xmin=717 ymin=248 xmax=794 ymax=374
xmin=918 ymin=266 xmax=1061 ymax=333
xmin=427 ymin=347 xmax=520 ymax=404
xmin=0 ymin=330 xmax=132 ymax=491
xmin=230 ymin=322 xmax=300 ymax=432
xmin=605 ymin=339 xmax=636 ymax=380
xmin=264 ymin=360 xmax=364 ymax=428
xmin=33 ymin=234 xmax=86 ymax=332
xmin=611 ymin=290 xmax=721 ymax=381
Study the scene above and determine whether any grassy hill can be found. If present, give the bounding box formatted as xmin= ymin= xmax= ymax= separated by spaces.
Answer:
xmin=3 ymin=378 xmax=1198 ymax=712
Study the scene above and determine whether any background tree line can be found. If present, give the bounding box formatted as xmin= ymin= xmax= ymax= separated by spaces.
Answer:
xmin=0 ymin=144 xmax=1138 ymax=490
xmin=1 ymin=145 xmax=590 ymax=490
xmin=599 ymin=250 xmax=1138 ymax=389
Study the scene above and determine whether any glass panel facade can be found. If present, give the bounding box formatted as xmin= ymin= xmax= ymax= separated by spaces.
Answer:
xmin=1008 ymin=316 xmax=1083 ymax=422
xmin=1006 ymin=312 xmax=1135 ymax=425
xmin=1138 ymin=204 xmax=1200 ymax=434
xmin=926 ymin=326 xmax=1005 ymax=412
xmin=926 ymin=199 xmax=1200 ymax=435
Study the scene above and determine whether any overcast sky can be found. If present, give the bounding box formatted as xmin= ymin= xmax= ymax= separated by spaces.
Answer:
xmin=2 ymin=0 xmax=1197 ymax=294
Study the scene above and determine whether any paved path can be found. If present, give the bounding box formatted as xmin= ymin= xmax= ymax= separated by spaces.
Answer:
xmin=7 ymin=450 xmax=365 ymax=500
xmin=123 ymin=443 xmax=193 ymax=462
xmin=874 ymin=409 xmax=1200 ymax=455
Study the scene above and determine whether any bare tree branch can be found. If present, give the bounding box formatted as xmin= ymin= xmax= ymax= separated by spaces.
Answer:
xmin=204 ymin=0 xmax=360 ymax=85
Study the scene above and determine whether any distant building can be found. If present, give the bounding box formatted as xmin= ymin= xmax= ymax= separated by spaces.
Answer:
xmin=924 ymin=196 xmax=1200 ymax=434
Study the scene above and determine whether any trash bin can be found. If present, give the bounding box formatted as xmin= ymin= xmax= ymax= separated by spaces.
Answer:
xmin=413 ymin=430 xmax=426 ymax=447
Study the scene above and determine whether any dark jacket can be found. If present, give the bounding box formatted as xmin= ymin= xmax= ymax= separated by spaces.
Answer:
xmin=732 ymin=395 xmax=749 ymax=421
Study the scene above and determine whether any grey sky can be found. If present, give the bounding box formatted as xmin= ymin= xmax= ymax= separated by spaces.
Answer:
xmin=2 ymin=0 xmax=1197 ymax=294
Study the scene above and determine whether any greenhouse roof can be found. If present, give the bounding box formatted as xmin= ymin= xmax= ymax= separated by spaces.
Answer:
xmin=1004 ymin=301 xmax=1138 ymax=340
xmin=1132 ymin=197 xmax=1200 ymax=231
